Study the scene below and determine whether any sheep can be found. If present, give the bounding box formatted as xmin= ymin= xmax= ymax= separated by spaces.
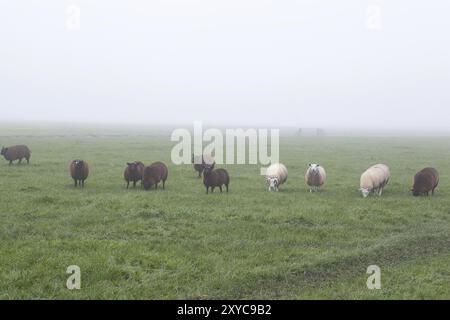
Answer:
xmin=265 ymin=163 xmax=288 ymax=191
xmin=412 ymin=167 xmax=439 ymax=197
xmin=124 ymin=161 xmax=145 ymax=189
xmin=359 ymin=164 xmax=390 ymax=198
xmin=203 ymin=164 xmax=229 ymax=194
xmin=70 ymin=160 xmax=89 ymax=188
xmin=142 ymin=162 xmax=168 ymax=190
xmin=192 ymin=153 xmax=215 ymax=178
xmin=1 ymin=145 xmax=31 ymax=165
xmin=305 ymin=164 xmax=326 ymax=192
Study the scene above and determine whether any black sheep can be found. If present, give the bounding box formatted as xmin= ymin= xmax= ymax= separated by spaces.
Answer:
xmin=203 ymin=165 xmax=230 ymax=194
xmin=70 ymin=160 xmax=89 ymax=188
xmin=143 ymin=162 xmax=168 ymax=190
xmin=124 ymin=161 xmax=145 ymax=188
xmin=1 ymin=145 xmax=31 ymax=165
xmin=412 ymin=167 xmax=439 ymax=196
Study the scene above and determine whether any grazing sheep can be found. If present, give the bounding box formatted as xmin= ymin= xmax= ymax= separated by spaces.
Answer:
xmin=143 ymin=162 xmax=168 ymax=190
xmin=412 ymin=167 xmax=439 ymax=197
xmin=359 ymin=164 xmax=390 ymax=198
xmin=124 ymin=161 xmax=145 ymax=189
xmin=305 ymin=164 xmax=326 ymax=192
xmin=265 ymin=163 xmax=288 ymax=192
xmin=1 ymin=145 xmax=31 ymax=165
xmin=203 ymin=164 xmax=229 ymax=194
xmin=192 ymin=154 xmax=215 ymax=178
xmin=70 ymin=160 xmax=89 ymax=188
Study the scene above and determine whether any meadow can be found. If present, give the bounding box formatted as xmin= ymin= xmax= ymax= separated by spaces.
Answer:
xmin=1 ymin=125 xmax=450 ymax=299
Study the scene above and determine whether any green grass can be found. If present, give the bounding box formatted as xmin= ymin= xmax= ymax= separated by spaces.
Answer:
xmin=1 ymin=126 xmax=450 ymax=299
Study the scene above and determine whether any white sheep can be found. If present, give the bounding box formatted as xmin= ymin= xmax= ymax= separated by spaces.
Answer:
xmin=305 ymin=164 xmax=326 ymax=192
xmin=360 ymin=164 xmax=390 ymax=198
xmin=265 ymin=163 xmax=288 ymax=191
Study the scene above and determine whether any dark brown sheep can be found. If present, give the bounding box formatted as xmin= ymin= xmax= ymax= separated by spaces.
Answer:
xmin=1 ymin=145 xmax=31 ymax=165
xmin=203 ymin=165 xmax=230 ymax=194
xmin=124 ymin=161 xmax=145 ymax=188
xmin=70 ymin=160 xmax=89 ymax=188
xmin=412 ymin=167 xmax=439 ymax=196
xmin=143 ymin=162 xmax=168 ymax=190
xmin=192 ymin=154 xmax=215 ymax=178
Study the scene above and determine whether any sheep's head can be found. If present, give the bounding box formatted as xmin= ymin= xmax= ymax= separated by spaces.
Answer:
xmin=411 ymin=187 xmax=420 ymax=197
xmin=143 ymin=179 xmax=154 ymax=190
xmin=309 ymin=163 xmax=320 ymax=174
xmin=202 ymin=164 xmax=214 ymax=175
xmin=74 ymin=160 xmax=84 ymax=169
xmin=267 ymin=177 xmax=279 ymax=191
xmin=360 ymin=187 xmax=370 ymax=198
xmin=0 ymin=147 xmax=5 ymax=155
xmin=127 ymin=162 xmax=139 ymax=172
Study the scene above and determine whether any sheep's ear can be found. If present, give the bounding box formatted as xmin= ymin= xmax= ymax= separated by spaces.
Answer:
xmin=309 ymin=164 xmax=312 ymax=167
xmin=317 ymin=164 xmax=320 ymax=167
xmin=127 ymin=162 xmax=131 ymax=166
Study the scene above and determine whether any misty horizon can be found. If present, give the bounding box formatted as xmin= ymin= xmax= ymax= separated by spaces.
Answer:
xmin=1 ymin=1 xmax=450 ymax=129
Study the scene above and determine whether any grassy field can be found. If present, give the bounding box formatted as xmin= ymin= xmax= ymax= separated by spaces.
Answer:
xmin=1 ymin=125 xmax=450 ymax=299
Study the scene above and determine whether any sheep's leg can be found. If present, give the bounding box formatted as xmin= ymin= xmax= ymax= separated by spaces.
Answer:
xmin=432 ymin=188 xmax=435 ymax=196
xmin=378 ymin=188 xmax=383 ymax=196
xmin=26 ymin=157 xmax=30 ymax=164
xmin=211 ymin=187 xmax=215 ymax=193
xmin=74 ymin=179 xmax=78 ymax=187
xmin=82 ymin=180 xmax=85 ymax=188
xmin=133 ymin=181 xmax=137 ymax=188
xmin=9 ymin=160 xmax=12 ymax=165
xmin=162 ymin=180 xmax=165 ymax=189
xmin=226 ymin=184 xmax=228 ymax=192
xmin=219 ymin=186 xmax=222 ymax=193
xmin=18 ymin=158 xmax=22 ymax=164
xmin=126 ymin=181 xmax=129 ymax=189
xmin=206 ymin=186 xmax=209 ymax=194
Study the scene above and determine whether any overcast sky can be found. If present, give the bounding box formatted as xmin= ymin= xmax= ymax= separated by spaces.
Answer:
xmin=1 ymin=1 xmax=449 ymax=128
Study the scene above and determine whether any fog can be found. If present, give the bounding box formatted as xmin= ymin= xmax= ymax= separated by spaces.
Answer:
xmin=1 ymin=1 xmax=449 ymax=129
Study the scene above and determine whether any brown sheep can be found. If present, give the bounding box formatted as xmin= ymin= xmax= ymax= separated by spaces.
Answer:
xmin=143 ymin=162 xmax=168 ymax=190
xmin=124 ymin=161 xmax=145 ymax=188
xmin=203 ymin=165 xmax=230 ymax=194
xmin=1 ymin=145 xmax=31 ymax=165
xmin=192 ymin=154 xmax=215 ymax=178
xmin=412 ymin=167 xmax=439 ymax=197
xmin=70 ymin=160 xmax=89 ymax=188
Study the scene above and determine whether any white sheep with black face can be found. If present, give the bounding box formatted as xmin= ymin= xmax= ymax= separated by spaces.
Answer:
xmin=360 ymin=164 xmax=390 ymax=198
xmin=305 ymin=163 xmax=326 ymax=192
xmin=265 ymin=163 xmax=288 ymax=191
